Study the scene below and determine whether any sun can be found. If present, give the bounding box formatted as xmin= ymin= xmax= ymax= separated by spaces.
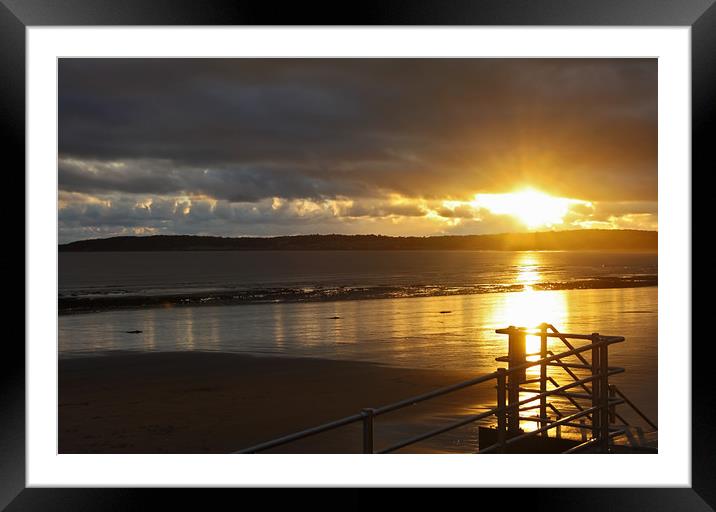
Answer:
xmin=470 ymin=188 xmax=588 ymax=229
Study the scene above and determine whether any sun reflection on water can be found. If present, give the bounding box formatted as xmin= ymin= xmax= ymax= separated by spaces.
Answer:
xmin=494 ymin=253 xmax=572 ymax=432
xmin=515 ymin=253 xmax=540 ymax=289
xmin=499 ymin=253 xmax=569 ymax=330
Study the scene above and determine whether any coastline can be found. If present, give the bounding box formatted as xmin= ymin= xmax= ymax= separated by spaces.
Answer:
xmin=58 ymin=278 xmax=658 ymax=315
xmin=59 ymin=351 xmax=490 ymax=454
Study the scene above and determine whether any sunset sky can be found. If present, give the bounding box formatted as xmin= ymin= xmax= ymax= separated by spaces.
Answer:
xmin=58 ymin=58 xmax=657 ymax=243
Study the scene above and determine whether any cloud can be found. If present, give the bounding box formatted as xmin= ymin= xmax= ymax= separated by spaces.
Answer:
xmin=58 ymin=190 xmax=657 ymax=244
xmin=58 ymin=58 xmax=657 ymax=241
xmin=58 ymin=157 xmax=372 ymax=202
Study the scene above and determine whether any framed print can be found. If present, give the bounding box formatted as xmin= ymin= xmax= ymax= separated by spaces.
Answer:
xmin=5 ymin=0 xmax=709 ymax=508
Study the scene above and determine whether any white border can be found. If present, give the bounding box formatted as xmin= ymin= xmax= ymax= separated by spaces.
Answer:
xmin=27 ymin=27 xmax=691 ymax=487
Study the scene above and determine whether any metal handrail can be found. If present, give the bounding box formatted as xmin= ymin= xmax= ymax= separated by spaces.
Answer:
xmin=377 ymin=408 xmax=496 ymax=454
xmin=381 ymin=367 xmax=615 ymax=453
xmin=517 ymin=413 xmax=625 ymax=430
xmin=377 ymin=333 xmax=623 ymax=417
xmin=373 ymin=372 xmax=499 ymax=416
xmin=496 ymin=326 xmax=624 ymax=343
xmin=497 ymin=335 xmax=623 ymax=375
xmin=510 ymin=369 xmax=620 ymax=411
xmin=563 ymin=427 xmax=629 ymax=453
xmin=479 ymin=406 xmax=599 ymax=453
xmin=546 ymin=323 xmax=594 ymax=369
xmin=237 ymin=327 xmax=633 ymax=454
xmin=235 ymin=412 xmax=365 ymax=453
xmin=544 ymin=353 xmax=632 ymax=426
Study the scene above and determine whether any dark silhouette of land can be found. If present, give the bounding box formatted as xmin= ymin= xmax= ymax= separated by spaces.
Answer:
xmin=60 ymin=229 xmax=656 ymax=252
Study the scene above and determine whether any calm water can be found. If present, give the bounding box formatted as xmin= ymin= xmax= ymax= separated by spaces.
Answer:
xmin=58 ymin=250 xmax=658 ymax=450
xmin=59 ymin=250 xmax=656 ymax=311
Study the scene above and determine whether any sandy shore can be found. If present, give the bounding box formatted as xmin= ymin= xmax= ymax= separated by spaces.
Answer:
xmin=59 ymin=352 xmax=492 ymax=453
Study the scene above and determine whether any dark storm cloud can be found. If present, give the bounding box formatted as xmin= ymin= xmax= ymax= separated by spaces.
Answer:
xmin=58 ymin=158 xmax=371 ymax=202
xmin=59 ymin=58 xmax=657 ymax=203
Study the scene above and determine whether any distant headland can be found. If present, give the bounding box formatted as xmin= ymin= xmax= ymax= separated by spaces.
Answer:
xmin=59 ymin=229 xmax=657 ymax=252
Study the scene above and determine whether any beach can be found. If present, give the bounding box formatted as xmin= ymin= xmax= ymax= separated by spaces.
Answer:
xmin=59 ymin=352 xmax=489 ymax=454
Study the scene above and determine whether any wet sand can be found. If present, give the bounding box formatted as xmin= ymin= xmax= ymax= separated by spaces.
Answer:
xmin=59 ymin=352 xmax=489 ymax=453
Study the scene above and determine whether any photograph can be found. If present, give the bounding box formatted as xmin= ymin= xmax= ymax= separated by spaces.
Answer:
xmin=56 ymin=57 xmax=659 ymax=455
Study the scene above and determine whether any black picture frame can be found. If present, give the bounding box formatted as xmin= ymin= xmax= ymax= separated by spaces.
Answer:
xmin=4 ymin=0 xmax=707 ymax=508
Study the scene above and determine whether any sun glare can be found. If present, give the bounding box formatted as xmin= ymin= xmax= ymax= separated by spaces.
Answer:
xmin=471 ymin=188 xmax=589 ymax=229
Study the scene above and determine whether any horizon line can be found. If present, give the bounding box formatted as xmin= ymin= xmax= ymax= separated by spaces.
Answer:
xmin=59 ymin=228 xmax=658 ymax=246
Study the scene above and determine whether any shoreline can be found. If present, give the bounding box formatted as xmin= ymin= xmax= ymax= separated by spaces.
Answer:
xmin=59 ymin=351 xmax=491 ymax=453
xmin=58 ymin=279 xmax=658 ymax=315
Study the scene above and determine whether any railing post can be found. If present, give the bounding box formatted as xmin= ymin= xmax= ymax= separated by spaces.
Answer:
xmin=496 ymin=368 xmax=507 ymax=452
xmin=539 ymin=323 xmax=548 ymax=435
xmin=591 ymin=333 xmax=601 ymax=442
xmin=361 ymin=408 xmax=375 ymax=454
xmin=599 ymin=340 xmax=610 ymax=453
xmin=507 ymin=327 xmax=526 ymax=435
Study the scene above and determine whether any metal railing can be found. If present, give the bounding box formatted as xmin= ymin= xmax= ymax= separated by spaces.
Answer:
xmin=237 ymin=323 xmax=656 ymax=454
